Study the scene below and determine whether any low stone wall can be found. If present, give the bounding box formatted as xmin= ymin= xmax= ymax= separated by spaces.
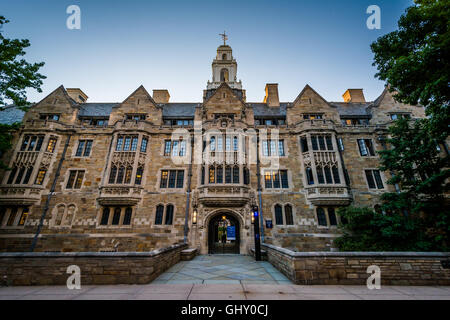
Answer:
xmin=0 ymin=243 xmax=187 ymax=286
xmin=263 ymin=244 xmax=450 ymax=285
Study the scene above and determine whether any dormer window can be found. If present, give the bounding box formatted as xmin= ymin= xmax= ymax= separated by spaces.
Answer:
xmin=40 ymin=114 xmax=60 ymax=121
xmin=303 ymin=114 xmax=323 ymax=120
xmin=126 ymin=114 xmax=146 ymax=121
xmin=390 ymin=113 xmax=411 ymax=120
xmin=163 ymin=119 xmax=194 ymax=127
xmin=341 ymin=118 xmax=369 ymax=126
xmin=254 ymin=118 xmax=286 ymax=126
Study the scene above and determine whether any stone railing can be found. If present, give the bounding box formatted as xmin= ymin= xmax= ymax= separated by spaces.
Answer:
xmin=197 ymin=185 xmax=250 ymax=207
xmin=0 ymin=186 xmax=43 ymax=205
xmin=97 ymin=186 xmax=143 ymax=206
xmin=0 ymin=243 xmax=188 ymax=285
xmin=305 ymin=186 xmax=352 ymax=205
xmin=262 ymin=243 xmax=450 ymax=285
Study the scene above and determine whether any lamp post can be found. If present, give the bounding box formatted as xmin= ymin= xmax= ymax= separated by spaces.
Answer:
xmin=252 ymin=206 xmax=261 ymax=261
xmin=192 ymin=208 xmax=197 ymax=225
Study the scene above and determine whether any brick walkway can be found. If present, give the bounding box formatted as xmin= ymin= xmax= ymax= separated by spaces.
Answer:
xmin=152 ymin=254 xmax=292 ymax=284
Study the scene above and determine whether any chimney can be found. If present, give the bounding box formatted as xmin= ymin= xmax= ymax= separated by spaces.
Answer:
xmin=263 ymin=83 xmax=280 ymax=107
xmin=342 ymin=89 xmax=366 ymax=103
xmin=152 ymin=89 xmax=170 ymax=104
xmin=66 ymin=88 xmax=88 ymax=103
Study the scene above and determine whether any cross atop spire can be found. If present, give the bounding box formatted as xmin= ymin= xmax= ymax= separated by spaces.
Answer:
xmin=219 ymin=31 xmax=228 ymax=45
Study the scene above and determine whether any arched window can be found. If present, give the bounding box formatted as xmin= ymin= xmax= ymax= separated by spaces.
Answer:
xmin=328 ymin=207 xmax=337 ymax=226
xmin=209 ymin=166 xmax=215 ymax=184
xmin=217 ymin=165 xmax=223 ymax=183
xmin=100 ymin=207 xmax=110 ymax=225
xmin=316 ymin=166 xmax=325 ymax=184
xmin=109 ymin=166 xmax=117 ymax=184
xmin=243 ymin=167 xmax=250 ymax=185
xmin=55 ymin=204 xmax=65 ymax=226
xmin=116 ymin=166 xmax=125 ymax=184
xmin=306 ymin=167 xmax=314 ymax=185
xmin=210 ymin=136 xmax=216 ymax=151
xmin=275 ymin=204 xmax=283 ymax=225
xmin=332 ymin=166 xmax=340 ymax=184
xmin=124 ymin=166 xmax=133 ymax=184
xmin=165 ymin=205 xmax=174 ymax=225
xmin=324 ymin=166 xmax=333 ymax=184
xmin=123 ymin=207 xmax=132 ymax=225
xmin=135 ymin=166 xmax=143 ymax=185
xmin=112 ymin=207 xmax=121 ymax=225
xmin=233 ymin=136 xmax=238 ymax=151
xmin=64 ymin=205 xmax=76 ymax=226
xmin=317 ymin=207 xmax=327 ymax=226
xmin=201 ymin=166 xmax=205 ymax=185
xmin=233 ymin=166 xmax=240 ymax=183
xmin=155 ymin=205 xmax=164 ymax=225
xmin=220 ymin=68 xmax=229 ymax=82
xmin=225 ymin=166 xmax=232 ymax=184
xmin=222 ymin=53 xmax=227 ymax=60
xmin=285 ymin=205 xmax=294 ymax=225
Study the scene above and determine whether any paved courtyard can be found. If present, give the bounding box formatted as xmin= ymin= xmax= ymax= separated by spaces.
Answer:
xmin=0 ymin=254 xmax=449 ymax=300
xmin=152 ymin=254 xmax=292 ymax=284
xmin=1 ymin=283 xmax=449 ymax=300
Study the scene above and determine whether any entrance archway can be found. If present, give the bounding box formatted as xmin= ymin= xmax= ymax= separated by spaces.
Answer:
xmin=208 ymin=213 xmax=240 ymax=254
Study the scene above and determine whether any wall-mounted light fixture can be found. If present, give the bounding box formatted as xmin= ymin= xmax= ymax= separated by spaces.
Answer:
xmin=192 ymin=208 xmax=198 ymax=225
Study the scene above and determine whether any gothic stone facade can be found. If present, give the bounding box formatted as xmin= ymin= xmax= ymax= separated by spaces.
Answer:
xmin=0 ymin=44 xmax=425 ymax=253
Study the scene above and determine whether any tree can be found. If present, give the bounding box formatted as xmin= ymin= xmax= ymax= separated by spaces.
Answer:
xmin=0 ymin=16 xmax=46 ymax=110
xmin=371 ymin=0 xmax=449 ymax=137
xmin=0 ymin=16 xmax=46 ymax=168
xmin=334 ymin=206 xmax=429 ymax=251
xmin=336 ymin=0 xmax=450 ymax=251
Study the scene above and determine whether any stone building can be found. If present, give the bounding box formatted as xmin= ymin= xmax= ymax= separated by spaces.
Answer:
xmin=0 ymin=42 xmax=425 ymax=254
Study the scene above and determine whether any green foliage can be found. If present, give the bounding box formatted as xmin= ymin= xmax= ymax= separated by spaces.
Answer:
xmin=0 ymin=16 xmax=46 ymax=110
xmin=334 ymin=207 xmax=435 ymax=251
xmin=371 ymin=0 xmax=450 ymax=136
xmin=337 ymin=0 xmax=450 ymax=252
xmin=0 ymin=16 xmax=45 ymax=167
xmin=0 ymin=122 xmax=21 ymax=169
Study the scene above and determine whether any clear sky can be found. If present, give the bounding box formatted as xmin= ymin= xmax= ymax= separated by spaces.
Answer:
xmin=0 ymin=0 xmax=413 ymax=103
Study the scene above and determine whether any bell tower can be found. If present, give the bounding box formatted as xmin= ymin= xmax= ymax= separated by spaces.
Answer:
xmin=207 ymin=32 xmax=242 ymax=90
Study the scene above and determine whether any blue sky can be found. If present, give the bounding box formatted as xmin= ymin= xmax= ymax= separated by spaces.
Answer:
xmin=0 ymin=0 xmax=413 ymax=103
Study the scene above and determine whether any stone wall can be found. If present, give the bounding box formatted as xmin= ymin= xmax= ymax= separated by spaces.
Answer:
xmin=0 ymin=243 xmax=187 ymax=285
xmin=263 ymin=244 xmax=450 ymax=285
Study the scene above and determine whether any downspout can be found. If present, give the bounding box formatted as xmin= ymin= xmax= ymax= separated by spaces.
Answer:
xmin=255 ymin=131 xmax=265 ymax=242
xmin=183 ymin=134 xmax=194 ymax=244
xmin=30 ymin=133 xmax=72 ymax=252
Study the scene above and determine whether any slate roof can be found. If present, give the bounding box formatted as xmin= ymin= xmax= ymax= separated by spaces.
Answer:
xmin=161 ymin=103 xmax=197 ymax=118
xmin=0 ymin=105 xmax=26 ymax=125
xmin=251 ymin=103 xmax=288 ymax=117
xmin=329 ymin=102 xmax=372 ymax=117
xmin=0 ymin=101 xmax=376 ymax=124
xmin=78 ymin=103 xmax=119 ymax=117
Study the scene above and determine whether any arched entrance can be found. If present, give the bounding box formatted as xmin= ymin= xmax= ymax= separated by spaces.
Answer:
xmin=208 ymin=213 xmax=240 ymax=254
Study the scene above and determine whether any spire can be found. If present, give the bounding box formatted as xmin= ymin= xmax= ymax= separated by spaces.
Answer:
xmin=206 ymin=33 xmax=242 ymax=90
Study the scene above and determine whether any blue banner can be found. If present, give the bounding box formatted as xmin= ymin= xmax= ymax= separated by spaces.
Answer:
xmin=226 ymin=226 xmax=236 ymax=240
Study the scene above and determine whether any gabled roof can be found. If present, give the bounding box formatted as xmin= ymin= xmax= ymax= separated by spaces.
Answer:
xmin=118 ymin=85 xmax=157 ymax=107
xmin=292 ymin=84 xmax=330 ymax=106
xmin=203 ymin=82 xmax=245 ymax=105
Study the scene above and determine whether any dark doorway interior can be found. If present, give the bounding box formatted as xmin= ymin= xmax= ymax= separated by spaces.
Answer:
xmin=208 ymin=213 xmax=240 ymax=254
